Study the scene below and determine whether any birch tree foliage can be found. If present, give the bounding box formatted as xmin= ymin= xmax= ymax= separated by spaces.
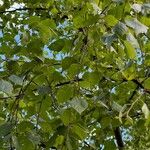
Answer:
xmin=0 ymin=0 xmax=150 ymax=149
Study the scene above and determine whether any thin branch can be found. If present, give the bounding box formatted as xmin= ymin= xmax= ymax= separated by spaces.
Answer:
xmin=45 ymin=78 xmax=59 ymax=110
xmin=132 ymin=79 xmax=150 ymax=94
xmin=0 ymin=96 xmax=15 ymax=100
xmin=126 ymin=95 xmax=142 ymax=117
xmin=36 ymin=95 xmax=45 ymax=131
xmin=22 ymin=76 xmax=37 ymax=92
xmin=84 ymin=141 xmax=95 ymax=149
xmin=100 ymin=1 xmax=113 ymax=15
xmin=55 ymin=78 xmax=83 ymax=87
xmin=144 ymin=33 xmax=150 ymax=40
xmin=125 ymin=78 xmax=150 ymax=103
xmin=127 ymin=85 xmax=139 ymax=103
xmin=0 ymin=7 xmax=50 ymax=14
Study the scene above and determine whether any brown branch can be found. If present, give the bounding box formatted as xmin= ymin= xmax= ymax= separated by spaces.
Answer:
xmin=124 ymin=78 xmax=150 ymax=103
xmin=114 ymin=127 xmax=124 ymax=150
xmin=132 ymin=79 xmax=150 ymax=94
xmin=84 ymin=141 xmax=95 ymax=149
xmin=55 ymin=78 xmax=83 ymax=87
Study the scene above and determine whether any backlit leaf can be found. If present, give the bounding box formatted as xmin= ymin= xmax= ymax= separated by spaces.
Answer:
xmin=142 ymin=103 xmax=150 ymax=119
xmin=124 ymin=40 xmax=136 ymax=59
xmin=70 ymin=98 xmax=88 ymax=114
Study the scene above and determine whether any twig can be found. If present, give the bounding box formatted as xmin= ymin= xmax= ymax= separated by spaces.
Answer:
xmin=36 ymin=95 xmax=45 ymax=131
xmin=45 ymin=78 xmax=59 ymax=110
xmin=126 ymin=94 xmax=142 ymax=117
xmin=100 ymin=1 xmax=113 ymax=15
xmin=84 ymin=141 xmax=95 ymax=149
xmin=55 ymin=78 xmax=83 ymax=87
xmin=0 ymin=7 xmax=50 ymax=14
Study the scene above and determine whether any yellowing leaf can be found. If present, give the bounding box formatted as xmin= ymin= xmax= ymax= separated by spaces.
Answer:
xmin=142 ymin=103 xmax=150 ymax=119
xmin=54 ymin=135 xmax=64 ymax=147
xmin=122 ymin=63 xmax=136 ymax=80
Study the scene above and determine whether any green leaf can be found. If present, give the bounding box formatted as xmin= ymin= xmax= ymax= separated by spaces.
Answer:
xmin=66 ymin=135 xmax=73 ymax=150
xmin=125 ymin=116 xmax=134 ymax=125
xmin=27 ymin=38 xmax=43 ymax=56
xmin=144 ymin=55 xmax=150 ymax=66
xmin=0 ymin=122 xmax=12 ymax=137
xmin=60 ymin=109 xmax=76 ymax=125
xmin=143 ymin=78 xmax=150 ymax=90
xmin=9 ymin=75 xmax=23 ymax=85
xmin=104 ymin=140 xmax=116 ymax=149
xmin=27 ymin=131 xmax=41 ymax=145
xmin=113 ymin=22 xmax=128 ymax=36
xmin=49 ymin=39 xmax=65 ymax=52
xmin=57 ymin=85 xmax=74 ymax=103
xmin=52 ymin=71 xmax=65 ymax=82
xmin=72 ymin=125 xmax=87 ymax=140
xmin=140 ymin=16 xmax=150 ymax=26
xmin=62 ymin=57 xmax=76 ymax=70
xmin=15 ymin=134 xmax=35 ymax=150
xmin=70 ymin=98 xmax=88 ymax=114
xmin=41 ymin=19 xmax=56 ymax=29
xmin=17 ymin=121 xmax=34 ymax=133
xmin=0 ymin=80 xmax=13 ymax=94
xmin=122 ymin=63 xmax=136 ymax=80
xmin=54 ymin=135 xmax=64 ymax=147
xmin=67 ymin=64 xmax=80 ymax=78
xmin=105 ymin=15 xmax=118 ymax=27
xmin=1 ymin=0 xmax=150 ymax=149
xmin=73 ymin=3 xmax=99 ymax=28
xmin=82 ymin=71 xmax=100 ymax=87
xmin=112 ymin=101 xmax=123 ymax=112
xmin=37 ymin=86 xmax=50 ymax=95
xmin=28 ymin=16 xmax=41 ymax=27
xmin=28 ymin=17 xmax=56 ymax=44
xmin=124 ymin=40 xmax=136 ymax=59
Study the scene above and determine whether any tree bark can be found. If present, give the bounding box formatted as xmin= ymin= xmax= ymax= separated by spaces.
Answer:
xmin=114 ymin=127 xmax=124 ymax=150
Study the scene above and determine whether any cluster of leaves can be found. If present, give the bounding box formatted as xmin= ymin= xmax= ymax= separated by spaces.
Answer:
xmin=0 ymin=0 xmax=150 ymax=149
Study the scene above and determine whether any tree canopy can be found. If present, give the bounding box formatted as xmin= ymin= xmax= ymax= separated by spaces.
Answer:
xmin=0 ymin=0 xmax=150 ymax=149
